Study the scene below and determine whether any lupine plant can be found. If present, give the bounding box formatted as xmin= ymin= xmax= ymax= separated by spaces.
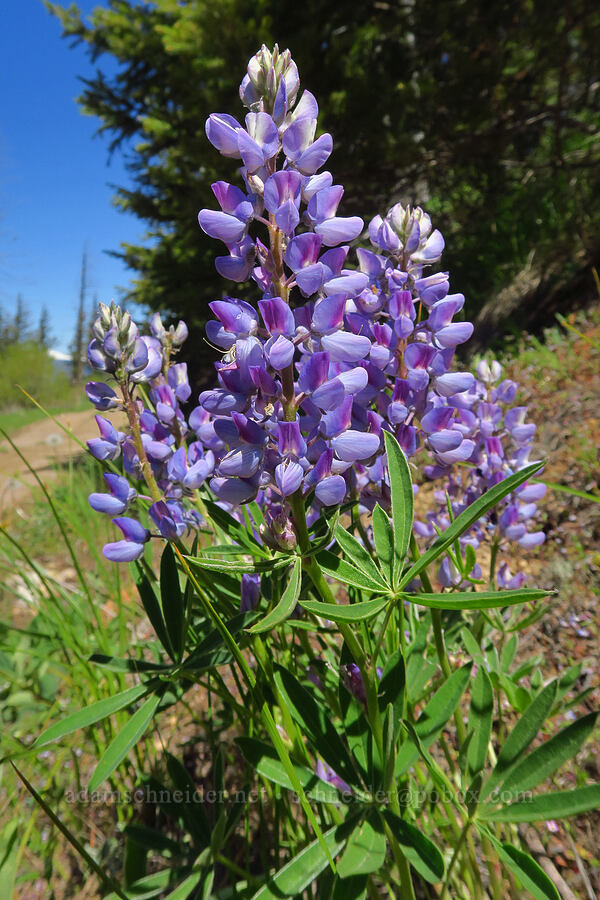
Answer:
xmin=28 ymin=45 xmax=600 ymax=900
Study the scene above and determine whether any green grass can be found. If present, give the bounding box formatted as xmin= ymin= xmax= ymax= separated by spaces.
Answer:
xmin=0 ymin=396 xmax=88 ymax=434
xmin=0 ymin=452 xmax=161 ymax=897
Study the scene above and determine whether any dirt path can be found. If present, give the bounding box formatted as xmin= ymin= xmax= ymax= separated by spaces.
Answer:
xmin=0 ymin=410 xmax=101 ymax=514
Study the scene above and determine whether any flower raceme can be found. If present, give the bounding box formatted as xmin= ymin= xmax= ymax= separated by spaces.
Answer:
xmin=84 ymin=45 xmax=545 ymax=584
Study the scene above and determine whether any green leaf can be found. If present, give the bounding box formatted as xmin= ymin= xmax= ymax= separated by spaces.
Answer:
xmin=250 ymin=558 xmax=301 ymax=633
xmin=480 ymin=785 xmax=600 ymax=822
xmin=89 ymin=654 xmax=171 ymax=674
xmin=165 ymin=752 xmax=211 ymax=847
xmin=274 ymin=666 xmax=360 ymax=789
xmin=183 ymin=611 xmax=258 ymax=669
xmin=555 ymin=663 xmax=583 ymax=703
xmin=378 ymin=647 xmax=406 ymax=734
xmin=500 ymin=634 xmax=519 ymax=672
xmin=299 ymin=596 xmax=389 ymax=623
xmin=103 ymin=869 xmax=171 ymax=900
xmin=372 ymin=504 xmax=394 ymax=586
xmin=334 ymin=523 xmax=388 ymax=588
xmin=186 ymin=554 xmax=284 ymax=574
xmin=160 ymin=544 xmax=184 ymax=662
xmin=381 ymin=809 xmax=445 ymax=883
xmin=316 ymin=550 xmax=389 ymax=593
xmin=135 ymin=565 xmax=172 ymax=658
xmin=124 ymin=824 xmax=181 ymax=856
xmin=396 ymin=664 xmax=471 ymax=774
xmin=506 ymin=601 xmax=551 ymax=632
xmin=89 ymin=692 xmax=162 ymax=791
xmin=400 ymin=461 xmax=544 ymax=588
xmin=466 ymin=667 xmax=493 ymax=778
xmin=12 ymin=764 xmax=128 ymax=899
xmin=496 ymin=842 xmax=560 ymax=900
xmin=203 ymin=499 xmax=270 ymax=557
xmin=499 ymin=712 xmax=597 ymax=796
xmin=250 ymin=822 xmax=352 ymax=899
xmin=407 ymin=588 xmax=550 ymax=610
xmin=34 ymin=683 xmax=150 ymax=748
xmin=339 ymin=677 xmax=371 ymax=785
xmin=236 ymin=738 xmax=344 ymax=803
xmin=383 ymin=430 xmax=414 ymax=585
xmin=331 ymin=874 xmax=368 ymax=900
xmin=483 ymin=679 xmax=558 ymax=798
xmin=162 ymin=872 xmax=204 ymax=900
xmin=337 ymin=814 xmax=386 ymax=878
xmin=0 ymin=821 xmax=19 ymax=899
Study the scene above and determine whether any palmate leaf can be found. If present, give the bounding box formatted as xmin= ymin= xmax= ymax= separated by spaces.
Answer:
xmin=400 ymin=460 xmax=544 ymax=588
xmin=334 ymin=523 xmax=389 ymax=589
xmin=383 ymin=430 xmax=414 ymax=586
xmin=249 ymin=557 xmax=302 ymax=633
xmin=316 ymin=550 xmax=389 ymax=593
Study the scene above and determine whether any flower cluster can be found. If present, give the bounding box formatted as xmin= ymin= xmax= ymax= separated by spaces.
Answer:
xmin=84 ymin=45 xmax=545 ymax=578
xmin=85 ymin=303 xmax=214 ymax=561
xmin=195 ymin=45 xmax=481 ymax=530
xmin=414 ymin=359 xmax=546 ymax=588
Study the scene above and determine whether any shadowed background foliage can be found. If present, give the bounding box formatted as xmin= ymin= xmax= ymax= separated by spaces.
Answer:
xmin=49 ymin=0 xmax=600 ymax=381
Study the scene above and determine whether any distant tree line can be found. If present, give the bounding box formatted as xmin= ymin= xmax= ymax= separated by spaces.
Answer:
xmin=0 ymin=295 xmax=52 ymax=352
xmin=50 ymin=0 xmax=600 ymax=381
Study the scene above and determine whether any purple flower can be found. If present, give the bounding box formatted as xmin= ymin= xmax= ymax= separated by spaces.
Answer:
xmin=87 ymin=415 xmax=124 ymax=461
xmin=241 ymin=573 xmax=261 ymax=612
xmin=85 ymin=382 xmax=119 ymax=411
xmin=103 ymin=517 xmax=150 ymax=563
xmin=89 ymin=474 xmax=136 ymax=516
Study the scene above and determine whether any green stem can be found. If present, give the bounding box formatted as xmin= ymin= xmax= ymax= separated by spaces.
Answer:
xmin=289 ymin=488 xmax=416 ymax=899
xmin=488 ymin=536 xmax=499 ymax=590
xmin=410 ymin=534 xmax=467 ymax=746
xmin=440 ymin=817 xmax=471 ymax=899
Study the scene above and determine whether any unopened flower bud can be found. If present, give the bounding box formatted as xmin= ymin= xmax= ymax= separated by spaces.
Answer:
xmin=150 ymin=312 xmax=166 ymax=340
xmin=172 ymin=320 xmax=189 ymax=346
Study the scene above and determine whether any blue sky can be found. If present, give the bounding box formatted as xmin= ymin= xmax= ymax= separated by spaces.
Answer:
xmin=1 ymin=0 xmax=142 ymax=353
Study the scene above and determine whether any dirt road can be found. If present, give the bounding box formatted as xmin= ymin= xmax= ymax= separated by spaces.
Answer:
xmin=0 ymin=410 xmax=102 ymax=514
